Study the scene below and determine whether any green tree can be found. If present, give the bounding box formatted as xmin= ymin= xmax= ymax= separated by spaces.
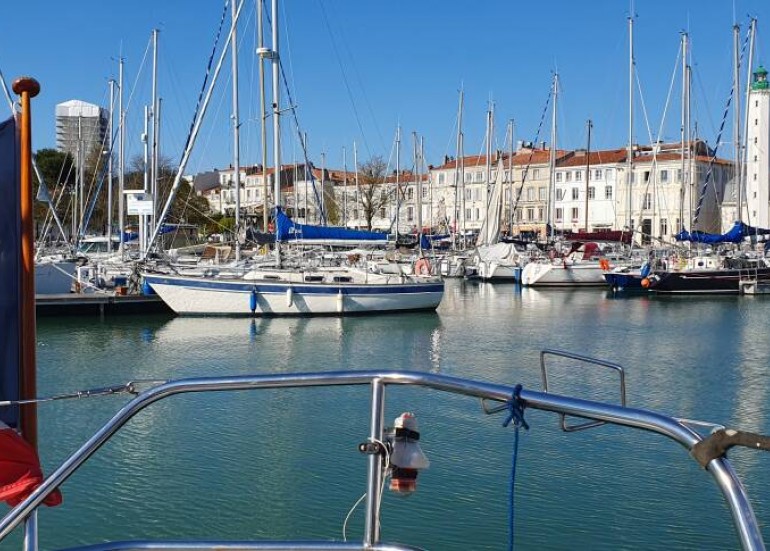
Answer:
xmin=33 ymin=148 xmax=75 ymax=236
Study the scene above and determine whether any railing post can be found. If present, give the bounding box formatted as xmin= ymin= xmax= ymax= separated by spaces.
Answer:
xmin=363 ymin=378 xmax=386 ymax=545
xmin=22 ymin=510 xmax=37 ymax=551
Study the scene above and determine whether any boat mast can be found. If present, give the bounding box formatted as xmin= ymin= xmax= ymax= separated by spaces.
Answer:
xmin=547 ymin=72 xmax=558 ymax=242
xmin=507 ymin=119 xmax=514 ymax=235
xmin=150 ymin=29 xmax=160 ymax=237
xmin=679 ymin=32 xmax=687 ymax=232
xmin=258 ymin=0 xmax=269 ymax=232
xmin=354 ymin=140 xmax=359 ymax=225
xmin=229 ymin=1 xmax=242 ymax=262
xmin=395 ymin=125 xmax=401 ymax=237
xmin=118 ymin=57 xmax=125 ymax=259
xmin=414 ymin=132 xmax=422 ymax=239
xmin=484 ymin=103 xmax=492 ymax=239
xmin=107 ymin=79 xmax=114 ymax=240
xmin=741 ymin=19 xmax=757 ymax=223
xmin=320 ymin=151 xmax=325 ymax=224
xmin=733 ymin=23 xmax=742 ymax=224
xmin=270 ymin=0 xmax=281 ymax=264
xmin=141 ymin=105 xmax=150 ymax=256
xmin=626 ymin=12 xmax=634 ymax=237
xmin=78 ymin=117 xmax=85 ymax=242
xmin=453 ymin=89 xmax=464 ymax=248
xmin=424 ymin=136 xmax=431 ymax=234
xmin=343 ymin=146 xmax=347 ymax=226
xmin=585 ymin=119 xmax=592 ymax=232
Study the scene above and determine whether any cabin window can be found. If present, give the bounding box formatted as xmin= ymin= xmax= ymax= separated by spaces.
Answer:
xmin=588 ymin=186 xmax=595 ymax=199
xmin=304 ymin=275 xmax=324 ymax=282
xmin=571 ymin=187 xmax=579 ymax=200
xmin=333 ymin=276 xmax=352 ymax=283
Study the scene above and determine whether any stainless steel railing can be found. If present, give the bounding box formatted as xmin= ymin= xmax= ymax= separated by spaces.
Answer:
xmin=0 ymin=369 xmax=764 ymax=551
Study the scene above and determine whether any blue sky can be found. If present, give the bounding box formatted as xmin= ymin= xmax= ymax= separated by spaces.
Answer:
xmin=1 ymin=0 xmax=769 ymax=175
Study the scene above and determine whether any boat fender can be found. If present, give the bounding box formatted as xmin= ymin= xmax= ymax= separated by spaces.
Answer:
xmin=286 ymin=286 xmax=293 ymax=308
xmin=387 ymin=412 xmax=429 ymax=494
xmin=250 ymin=287 xmax=258 ymax=313
xmin=599 ymin=258 xmax=610 ymax=271
xmin=336 ymin=289 xmax=344 ymax=313
xmin=414 ymin=257 xmax=431 ymax=276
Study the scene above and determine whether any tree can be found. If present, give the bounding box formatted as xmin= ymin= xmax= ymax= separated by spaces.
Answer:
xmin=358 ymin=155 xmax=391 ymax=231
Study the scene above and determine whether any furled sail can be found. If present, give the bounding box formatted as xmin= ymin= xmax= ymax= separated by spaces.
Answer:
xmin=275 ymin=207 xmax=388 ymax=242
xmin=675 ymin=221 xmax=770 ymax=244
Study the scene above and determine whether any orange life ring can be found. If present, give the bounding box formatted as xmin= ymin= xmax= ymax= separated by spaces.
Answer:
xmin=415 ymin=258 xmax=431 ymax=276
xmin=599 ymin=258 xmax=610 ymax=271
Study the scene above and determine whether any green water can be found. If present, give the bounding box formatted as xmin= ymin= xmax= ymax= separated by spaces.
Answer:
xmin=3 ymin=280 xmax=770 ymax=550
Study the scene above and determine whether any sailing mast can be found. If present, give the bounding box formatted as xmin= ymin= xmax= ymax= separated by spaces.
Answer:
xmin=626 ymin=12 xmax=634 ymax=237
xmin=546 ymin=72 xmax=558 ymax=242
xmin=150 ymin=29 xmax=159 ymax=238
xmin=230 ymin=2 xmax=242 ymax=261
xmin=270 ymin=0 xmax=281 ymax=264
xmin=107 ymin=79 xmax=114 ymax=241
xmin=733 ymin=24 xmax=742 ymax=225
xmin=118 ymin=57 xmax=125 ymax=259
xmin=453 ymin=89 xmax=464 ymax=249
xmin=395 ymin=126 xmax=401 ymax=236
xmin=741 ymin=19 xmax=757 ymax=223
xmin=258 ymin=0 xmax=269 ymax=232
xmin=585 ymin=119 xmax=592 ymax=232
xmin=679 ymin=32 xmax=687 ymax=232
xmin=507 ymin=119 xmax=514 ymax=235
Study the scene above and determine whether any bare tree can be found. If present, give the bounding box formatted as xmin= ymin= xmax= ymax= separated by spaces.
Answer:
xmin=358 ymin=155 xmax=391 ymax=231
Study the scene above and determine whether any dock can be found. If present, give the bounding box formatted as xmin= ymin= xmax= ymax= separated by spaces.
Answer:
xmin=36 ymin=293 xmax=172 ymax=317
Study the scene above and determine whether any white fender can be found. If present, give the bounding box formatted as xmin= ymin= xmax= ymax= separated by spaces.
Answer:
xmin=336 ymin=290 xmax=344 ymax=313
xmin=286 ymin=286 xmax=294 ymax=307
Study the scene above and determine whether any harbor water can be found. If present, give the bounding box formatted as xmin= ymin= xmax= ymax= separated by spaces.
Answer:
xmin=5 ymin=279 xmax=770 ymax=550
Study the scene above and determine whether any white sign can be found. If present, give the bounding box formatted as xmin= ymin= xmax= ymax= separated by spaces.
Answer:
xmin=126 ymin=193 xmax=154 ymax=216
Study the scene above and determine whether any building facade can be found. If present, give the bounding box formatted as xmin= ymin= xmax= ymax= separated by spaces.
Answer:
xmin=55 ymin=100 xmax=108 ymax=164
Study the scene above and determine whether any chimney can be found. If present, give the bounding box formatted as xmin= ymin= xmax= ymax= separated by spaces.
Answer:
xmin=540 ymin=141 xmax=547 ymax=150
xmin=444 ymin=154 xmax=450 ymax=165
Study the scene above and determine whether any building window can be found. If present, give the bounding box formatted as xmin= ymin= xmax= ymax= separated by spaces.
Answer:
xmin=474 ymin=188 xmax=481 ymax=200
xmin=571 ymin=207 xmax=579 ymax=221
xmin=465 ymin=208 xmax=472 ymax=220
xmin=556 ymin=189 xmax=564 ymax=201
xmin=422 ymin=187 xmax=428 ymax=198
xmin=605 ymin=169 xmax=613 ymax=178
xmin=571 ymin=187 xmax=579 ymax=200
xmin=537 ymin=207 xmax=544 ymax=221
xmin=538 ymin=187 xmax=546 ymax=200
xmin=660 ymin=170 xmax=668 ymax=182
xmin=594 ymin=169 xmax=602 ymax=180
xmin=533 ymin=168 xmax=540 ymax=179
xmin=556 ymin=208 xmax=563 ymax=221
xmin=407 ymin=187 xmax=414 ymax=200
xmin=464 ymin=173 xmax=472 ymax=183
xmin=566 ymin=171 xmax=572 ymax=182
xmin=643 ymin=193 xmax=652 ymax=210
xmin=575 ymin=170 xmax=583 ymax=181
xmin=605 ymin=185 xmax=612 ymax=199
xmin=438 ymin=173 xmax=445 ymax=185
xmin=465 ymin=188 xmax=472 ymax=200
xmin=505 ymin=189 xmax=511 ymax=201
xmin=527 ymin=188 xmax=535 ymax=201
xmin=527 ymin=208 xmax=534 ymax=221
xmin=475 ymin=208 xmax=480 ymax=220
xmin=475 ymin=171 xmax=483 ymax=182
xmin=677 ymin=169 xmax=682 ymax=183
xmin=516 ymin=208 xmax=522 ymax=221
xmin=407 ymin=206 xmax=414 ymax=221
xmin=588 ymin=186 xmax=595 ymax=199
xmin=660 ymin=218 xmax=668 ymax=236
xmin=556 ymin=172 xmax=563 ymax=183
xmin=379 ymin=207 xmax=386 ymax=218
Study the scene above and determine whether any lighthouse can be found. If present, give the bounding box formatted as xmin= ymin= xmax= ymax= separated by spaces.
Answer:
xmin=745 ymin=66 xmax=770 ymax=227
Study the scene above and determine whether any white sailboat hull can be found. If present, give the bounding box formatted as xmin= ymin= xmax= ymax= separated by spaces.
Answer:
xmin=143 ymin=272 xmax=444 ymax=316
xmin=520 ymin=261 xmax=606 ymax=287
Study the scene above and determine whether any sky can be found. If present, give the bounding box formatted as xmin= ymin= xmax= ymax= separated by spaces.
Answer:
xmin=1 ymin=0 xmax=769 ymax=177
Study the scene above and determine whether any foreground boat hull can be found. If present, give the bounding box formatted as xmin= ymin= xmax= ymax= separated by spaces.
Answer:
xmin=143 ymin=274 xmax=445 ymax=316
xmin=35 ymin=259 xmax=77 ymax=294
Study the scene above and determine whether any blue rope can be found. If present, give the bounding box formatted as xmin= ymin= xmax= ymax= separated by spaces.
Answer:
xmin=502 ymin=384 xmax=528 ymax=551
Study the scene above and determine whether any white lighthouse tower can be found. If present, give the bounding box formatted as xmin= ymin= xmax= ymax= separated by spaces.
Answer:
xmin=745 ymin=66 xmax=770 ymax=227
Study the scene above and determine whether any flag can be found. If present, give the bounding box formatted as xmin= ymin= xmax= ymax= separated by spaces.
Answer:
xmin=0 ymin=421 xmax=61 ymax=507
xmin=0 ymin=116 xmax=20 ymax=429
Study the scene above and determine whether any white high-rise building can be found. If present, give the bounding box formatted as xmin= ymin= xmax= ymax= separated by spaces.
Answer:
xmin=745 ymin=66 xmax=770 ymax=228
xmin=55 ymin=100 xmax=108 ymax=165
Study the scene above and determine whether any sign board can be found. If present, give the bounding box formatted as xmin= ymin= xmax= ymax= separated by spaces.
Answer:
xmin=126 ymin=192 xmax=154 ymax=216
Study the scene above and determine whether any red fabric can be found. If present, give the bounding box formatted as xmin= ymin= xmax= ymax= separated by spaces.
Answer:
xmin=0 ymin=428 xmax=62 ymax=507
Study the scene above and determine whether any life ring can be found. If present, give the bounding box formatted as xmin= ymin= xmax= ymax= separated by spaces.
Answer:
xmin=414 ymin=258 xmax=431 ymax=276
xmin=599 ymin=258 xmax=610 ymax=271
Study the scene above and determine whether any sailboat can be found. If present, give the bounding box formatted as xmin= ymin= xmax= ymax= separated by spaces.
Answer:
xmin=143 ymin=2 xmax=444 ymax=316
xmin=467 ymin=157 xmax=525 ymax=281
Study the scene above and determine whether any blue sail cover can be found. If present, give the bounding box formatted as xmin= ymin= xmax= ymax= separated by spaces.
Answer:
xmin=675 ymin=221 xmax=770 ymax=244
xmin=275 ymin=207 xmax=388 ymax=242
xmin=0 ymin=117 xmax=20 ymax=428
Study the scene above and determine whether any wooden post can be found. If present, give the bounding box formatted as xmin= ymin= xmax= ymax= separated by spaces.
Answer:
xmin=13 ymin=76 xmax=40 ymax=449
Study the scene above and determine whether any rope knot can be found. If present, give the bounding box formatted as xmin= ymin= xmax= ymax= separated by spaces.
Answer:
xmin=502 ymin=384 xmax=529 ymax=431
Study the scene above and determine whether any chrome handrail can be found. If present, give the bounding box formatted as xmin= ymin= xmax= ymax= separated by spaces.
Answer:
xmin=1 ymin=370 xmax=764 ymax=551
